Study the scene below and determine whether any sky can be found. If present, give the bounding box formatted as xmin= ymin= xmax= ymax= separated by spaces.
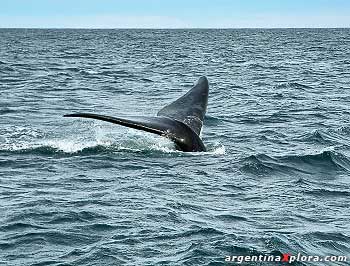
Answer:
xmin=1 ymin=0 xmax=350 ymax=28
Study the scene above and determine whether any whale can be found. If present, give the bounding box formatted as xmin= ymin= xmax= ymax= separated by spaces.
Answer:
xmin=64 ymin=76 xmax=209 ymax=152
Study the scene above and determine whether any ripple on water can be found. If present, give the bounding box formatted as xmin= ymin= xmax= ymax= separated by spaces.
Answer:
xmin=1 ymin=28 xmax=350 ymax=266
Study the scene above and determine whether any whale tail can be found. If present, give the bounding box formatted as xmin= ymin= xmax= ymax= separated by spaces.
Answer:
xmin=64 ymin=76 xmax=209 ymax=152
xmin=157 ymin=76 xmax=208 ymax=135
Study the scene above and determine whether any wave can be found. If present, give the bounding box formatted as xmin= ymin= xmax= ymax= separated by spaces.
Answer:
xmin=0 ymin=108 xmax=17 ymax=115
xmin=204 ymin=115 xmax=222 ymax=126
xmin=284 ymin=150 xmax=350 ymax=173
xmin=241 ymin=153 xmax=302 ymax=175
xmin=0 ymin=222 xmax=46 ymax=232
xmin=1 ymin=141 xmax=225 ymax=157
xmin=54 ymin=52 xmax=93 ymax=59
xmin=300 ymin=130 xmax=332 ymax=145
xmin=100 ymin=69 xmax=133 ymax=77
xmin=0 ymin=139 xmax=174 ymax=156
xmin=274 ymin=82 xmax=314 ymax=91
xmin=0 ymin=65 xmax=16 ymax=72
xmin=0 ymin=127 xmax=225 ymax=156
xmin=335 ymin=125 xmax=350 ymax=135
xmin=1 ymin=144 xmax=110 ymax=156
xmin=306 ymin=188 xmax=350 ymax=197
xmin=241 ymin=150 xmax=350 ymax=176
xmin=141 ymin=78 xmax=154 ymax=82
xmin=297 ymin=127 xmax=350 ymax=149
xmin=246 ymin=62 xmax=287 ymax=71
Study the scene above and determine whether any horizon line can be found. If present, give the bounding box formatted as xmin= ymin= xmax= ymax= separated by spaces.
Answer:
xmin=1 ymin=26 xmax=349 ymax=30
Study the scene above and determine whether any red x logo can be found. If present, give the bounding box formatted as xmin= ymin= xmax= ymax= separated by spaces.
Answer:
xmin=282 ymin=253 xmax=291 ymax=262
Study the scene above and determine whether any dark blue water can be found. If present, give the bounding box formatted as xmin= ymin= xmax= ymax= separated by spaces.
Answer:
xmin=0 ymin=29 xmax=350 ymax=265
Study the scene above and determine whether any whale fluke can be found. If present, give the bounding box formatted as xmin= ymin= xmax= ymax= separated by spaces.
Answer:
xmin=64 ymin=76 xmax=209 ymax=152
xmin=157 ymin=76 xmax=208 ymax=135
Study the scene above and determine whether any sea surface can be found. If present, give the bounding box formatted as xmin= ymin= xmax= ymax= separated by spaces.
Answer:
xmin=0 ymin=29 xmax=350 ymax=266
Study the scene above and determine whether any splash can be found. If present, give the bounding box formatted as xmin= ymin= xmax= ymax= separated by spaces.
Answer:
xmin=211 ymin=144 xmax=226 ymax=155
xmin=0 ymin=125 xmax=178 ymax=155
xmin=0 ymin=124 xmax=225 ymax=156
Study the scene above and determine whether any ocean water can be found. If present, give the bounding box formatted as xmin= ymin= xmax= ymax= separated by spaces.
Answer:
xmin=0 ymin=28 xmax=350 ymax=265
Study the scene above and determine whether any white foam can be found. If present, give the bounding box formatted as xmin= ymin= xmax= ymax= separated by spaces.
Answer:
xmin=0 ymin=124 xmax=225 ymax=155
xmin=41 ymin=139 xmax=99 ymax=153
xmin=211 ymin=144 xmax=226 ymax=155
xmin=117 ymin=129 xmax=177 ymax=153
